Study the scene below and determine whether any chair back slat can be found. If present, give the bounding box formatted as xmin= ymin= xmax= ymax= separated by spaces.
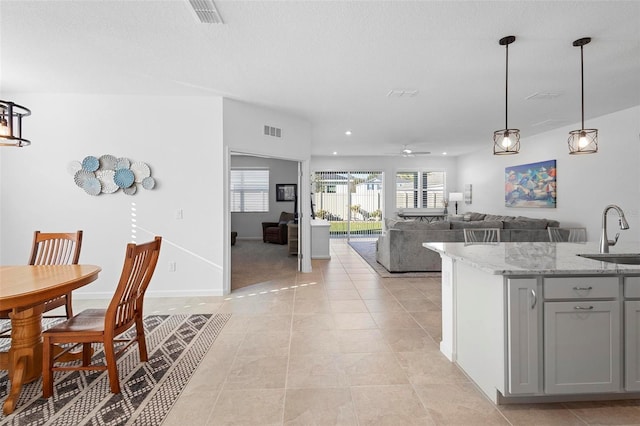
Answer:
xmin=29 ymin=231 xmax=83 ymax=265
xmin=106 ymin=237 xmax=162 ymax=335
xmin=464 ymin=228 xmax=501 ymax=244
xmin=548 ymin=227 xmax=587 ymax=243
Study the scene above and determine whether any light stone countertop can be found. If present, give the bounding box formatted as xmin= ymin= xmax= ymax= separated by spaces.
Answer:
xmin=423 ymin=241 xmax=640 ymax=276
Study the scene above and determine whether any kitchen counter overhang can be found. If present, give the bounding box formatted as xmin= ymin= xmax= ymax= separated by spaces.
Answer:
xmin=423 ymin=241 xmax=640 ymax=276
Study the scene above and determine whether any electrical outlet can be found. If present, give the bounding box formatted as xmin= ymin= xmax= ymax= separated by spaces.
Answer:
xmin=168 ymin=261 xmax=176 ymax=272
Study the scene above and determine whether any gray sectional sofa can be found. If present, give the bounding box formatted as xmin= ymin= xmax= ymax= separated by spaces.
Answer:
xmin=375 ymin=212 xmax=560 ymax=272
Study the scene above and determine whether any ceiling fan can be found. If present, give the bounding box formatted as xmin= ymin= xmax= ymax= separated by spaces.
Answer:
xmin=387 ymin=144 xmax=431 ymax=157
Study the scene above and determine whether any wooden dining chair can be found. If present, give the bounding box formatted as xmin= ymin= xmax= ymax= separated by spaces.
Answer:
xmin=548 ymin=227 xmax=587 ymax=243
xmin=0 ymin=230 xmax=83 ymax=339
xmin=463 ymin=228 xmax=501 ymax=244
xmin=42 ymin=237 xmax=162 ymax=397
xmin=31 ymin=230 xmax=84 ymax=318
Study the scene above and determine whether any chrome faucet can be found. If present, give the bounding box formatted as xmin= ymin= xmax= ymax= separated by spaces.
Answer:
xmin=599 ymin=204 xmax=630 ymax=253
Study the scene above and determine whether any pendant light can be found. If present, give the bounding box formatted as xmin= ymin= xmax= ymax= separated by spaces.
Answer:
xmin=0 ymin=100 xmax=31 ymax=147
xmin=493 ymin=36 xmax=520 ymax=155
xmin=568 ymin=37 xmax=597 ymax=154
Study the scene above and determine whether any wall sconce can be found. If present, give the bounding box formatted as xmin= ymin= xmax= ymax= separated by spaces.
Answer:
xmin=0 ymin=100 xmax=31 ymax=147
xmin=449 ymin=192 xmax=464 ymax=215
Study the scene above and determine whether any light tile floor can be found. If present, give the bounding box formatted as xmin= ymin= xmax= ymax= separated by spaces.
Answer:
xmin=77 ymin=240 xmax=640 ymax=425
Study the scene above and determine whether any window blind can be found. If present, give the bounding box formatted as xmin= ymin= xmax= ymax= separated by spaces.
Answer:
xmin=230 ymin=168 xmax=269 ymax=212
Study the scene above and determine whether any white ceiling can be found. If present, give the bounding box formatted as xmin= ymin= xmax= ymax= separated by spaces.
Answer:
xmin=1 ymin=0 xmax=639 ymax=156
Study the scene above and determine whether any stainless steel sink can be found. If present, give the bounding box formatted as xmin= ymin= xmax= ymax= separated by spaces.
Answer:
xmin=577 ymin=253 xmax=640 ymax=265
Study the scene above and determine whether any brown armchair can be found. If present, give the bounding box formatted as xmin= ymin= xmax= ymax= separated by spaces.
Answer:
xmin=262 ymin=212 xmax=295 ymax=244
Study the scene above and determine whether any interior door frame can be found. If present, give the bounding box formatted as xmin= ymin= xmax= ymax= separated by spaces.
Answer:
xmin=224 ymin=148 xmax=311 ymax=295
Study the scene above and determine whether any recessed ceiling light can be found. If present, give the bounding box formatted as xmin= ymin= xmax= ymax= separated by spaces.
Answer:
xmin=345 ymin=130 xmax=352 ymax=136
xmin=442 ymin=152 xmax=447 ymax=155
xmin=332 ymin=151 xmax=338 ymax=155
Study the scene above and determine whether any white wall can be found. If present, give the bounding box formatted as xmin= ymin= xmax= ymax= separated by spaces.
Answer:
xmin=0 ymin=93 xmax=225 ymax=297
xmin=223 ymin=99 xmax=311 ymax=161
xmin=222 ymin=98 xmax=312 ymax=276
xmin=230 ymin=156 xmax=298 ymax=239
xmin=310 ymin=155 xmax=459 ymax=223
xmin=457 ymin=105 xmax=640 ymax=243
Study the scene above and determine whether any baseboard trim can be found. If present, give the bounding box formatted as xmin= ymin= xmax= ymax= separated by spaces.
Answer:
xmin=74 ymin=289 xmax=225 ymax=299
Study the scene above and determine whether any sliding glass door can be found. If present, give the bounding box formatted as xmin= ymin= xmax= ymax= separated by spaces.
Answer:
xmin=312 ymin=171 xmax=383 ymax=240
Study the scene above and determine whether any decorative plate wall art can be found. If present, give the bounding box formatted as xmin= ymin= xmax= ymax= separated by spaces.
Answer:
xmin=69 ymin=154 xmax=156 ymax=196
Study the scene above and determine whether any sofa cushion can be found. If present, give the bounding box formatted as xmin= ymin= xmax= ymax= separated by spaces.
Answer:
xmin=466 ymin=212 xmax=486 ymax=221
xmin=451 ymin=220 xmax=504 ymax=229
xmin=448 ymin=215 xmax=466 ymax=222
xmin=484 ymin=214 xmax=515 ymax=221
xmin=514 ymin=216 xmax=560 ymax=228
xmin=547 ymin=219 xmax=560 ymax=228
xmin=385 ymin=218 xmax=399 ymax=229
xmin=503 ymin=219 xmax=548 ymax=229
xmin=394 ymin=220 xmax=451 ymax=230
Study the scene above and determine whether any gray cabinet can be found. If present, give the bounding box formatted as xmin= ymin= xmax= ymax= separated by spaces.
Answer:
xmin=507 ymin=276 xmax=627 ymax=396
xmin=507 ymin=278 xmax=539 ymax=394
xmin=625 ymin=301 xmax=640 ymax=391
xmin=625 ymin=277 xmax=640 ymax=391
xmin=544 ymin=300 xmax=621 ymax=394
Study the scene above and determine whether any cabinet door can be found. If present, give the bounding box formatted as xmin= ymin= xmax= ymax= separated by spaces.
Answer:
xmin=625 ymin=300 xmax=640 ymax=391
xmin=508 ymin=278 xmax=539 ymax=394
xmin=544 ymin=301 xmax=621 ymax=394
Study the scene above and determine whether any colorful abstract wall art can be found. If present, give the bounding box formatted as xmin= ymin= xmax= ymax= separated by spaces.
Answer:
xmin=505 ymin=160 xmax=556 ymax=208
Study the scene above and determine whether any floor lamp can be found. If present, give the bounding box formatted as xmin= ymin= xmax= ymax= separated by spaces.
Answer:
xmin=449 ymin=192 xmax=464 ymax=215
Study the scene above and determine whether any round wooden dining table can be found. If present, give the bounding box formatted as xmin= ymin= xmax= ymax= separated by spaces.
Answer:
xmin=0 ymin=264 xmax=101 ymax=415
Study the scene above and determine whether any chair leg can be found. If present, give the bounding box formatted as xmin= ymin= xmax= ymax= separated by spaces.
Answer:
xmin=64 ymin=293 xmax=73 ymax=319
xmin=42 ymin=337 xmax=53 ymax=398
xmin=82 ymin=343 xmax=92 ymax=366
xmin=135 ymin=315 xmax=148 ymax=362
xmin=103 ymin=341 xmax=121 ymax=394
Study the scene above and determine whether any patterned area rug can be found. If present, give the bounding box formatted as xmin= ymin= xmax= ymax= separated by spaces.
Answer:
xmin=348 ymin=240 xmax=441 ymax=278
xmin=0 ymin=313 xmax=231 ymax=425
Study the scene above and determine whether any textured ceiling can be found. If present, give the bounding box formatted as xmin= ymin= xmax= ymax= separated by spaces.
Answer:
xmin=1 ymin=0 xmax=639 ymax=156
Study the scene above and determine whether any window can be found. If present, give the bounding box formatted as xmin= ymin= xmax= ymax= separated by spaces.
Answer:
xmin=396 ymin=171 xmax=445 ymax=209
xmin=230 ymin=168 xmax=269 ymax=212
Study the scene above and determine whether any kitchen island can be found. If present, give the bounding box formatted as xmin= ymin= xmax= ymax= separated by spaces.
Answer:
xmin=423 ymin=241 xmax=640 ymax=404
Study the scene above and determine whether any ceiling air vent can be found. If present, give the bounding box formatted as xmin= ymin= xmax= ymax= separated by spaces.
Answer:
xmin=187 ymin=0 xmax=224 ymax=24
xmin=387 ymin=89 xmax=419 ymax=98
xmin=525 ymin=92 xmax=561 ymax=101
xmin=531 ymin=119 xmax=569 ymax=128
xmin=264 ymin=125 xmax=282 ymax=138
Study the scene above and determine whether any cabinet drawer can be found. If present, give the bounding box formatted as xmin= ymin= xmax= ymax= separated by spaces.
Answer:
xmin=544 ymin=277 xmax=618 ymax=300
xmin=624 ymin=276 xmax=640 ymax=298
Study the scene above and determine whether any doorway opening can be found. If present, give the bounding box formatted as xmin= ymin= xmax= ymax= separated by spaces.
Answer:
xmin=230 ymin=154 xmax=301 ymax=291
xmin=312 ymin=170 xmax=383 ymax=240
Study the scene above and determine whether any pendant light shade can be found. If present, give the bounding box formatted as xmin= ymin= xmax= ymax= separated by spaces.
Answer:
xmin=0 ymin=100 xmax=31 ymax=147
xmin=493 ymin=36 xmax=520 ymax=155
xmin=568 ymin=37 xmax=598 ymax=154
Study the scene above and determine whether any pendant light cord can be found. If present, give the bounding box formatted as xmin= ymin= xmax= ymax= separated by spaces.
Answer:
xmin=580 ymin=44 xmax=585 ymax=130
xmin=505 ymin=43 xmax=509 ymax=129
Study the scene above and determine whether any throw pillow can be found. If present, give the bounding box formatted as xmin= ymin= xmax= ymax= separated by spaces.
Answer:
xmin=484 ymin=214 xmax=515 ymax=221
xmin=467 ymin=212 xmax=486 ymax=221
